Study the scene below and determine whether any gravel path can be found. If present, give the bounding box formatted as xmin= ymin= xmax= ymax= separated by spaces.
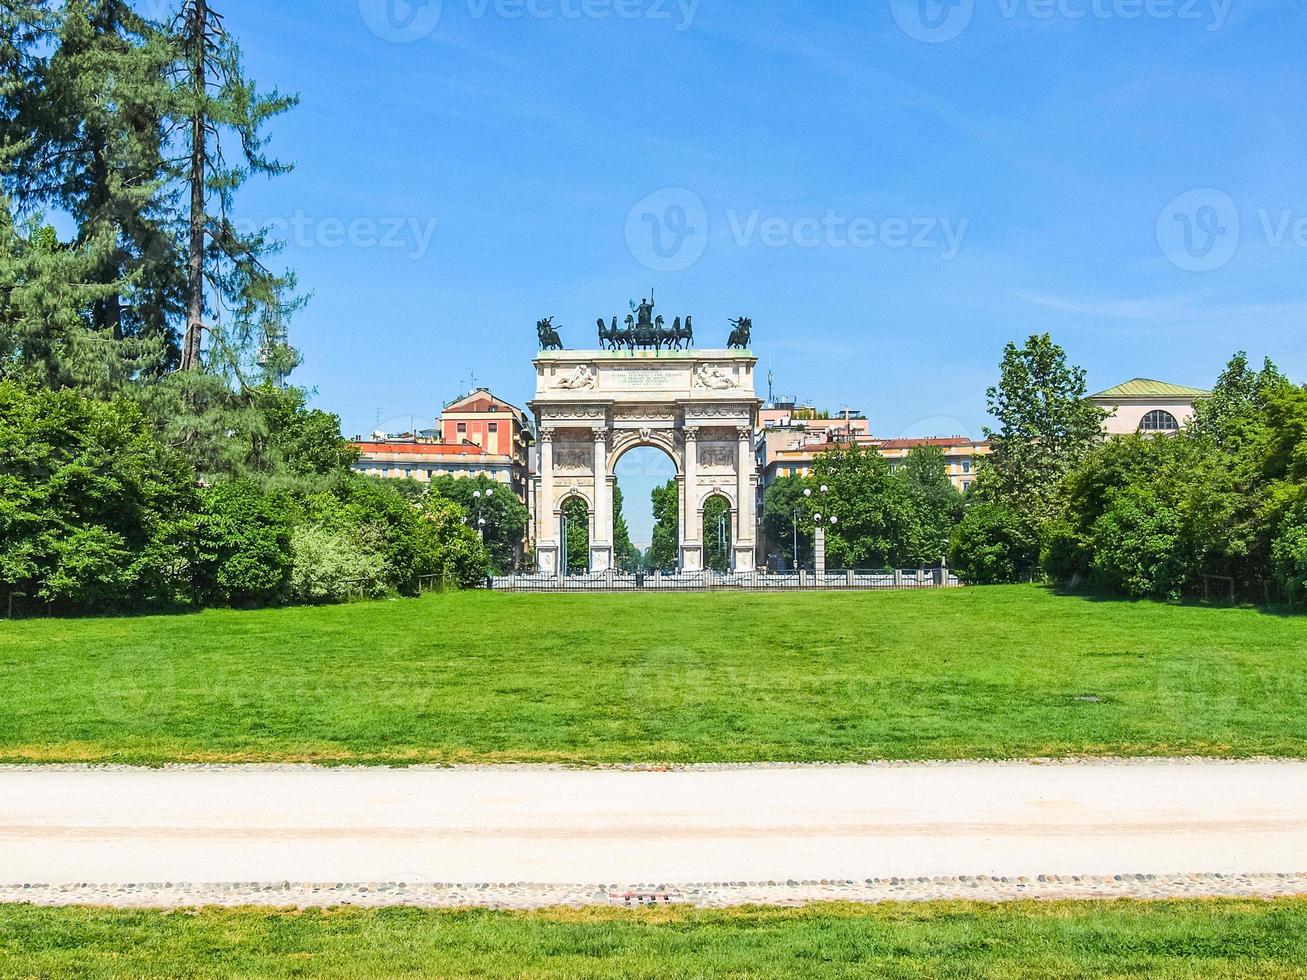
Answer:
xmin=4 ymin=760 xmax=1305 ymax=908
xmin=4 ymin=874 xmax=1306 ymax=910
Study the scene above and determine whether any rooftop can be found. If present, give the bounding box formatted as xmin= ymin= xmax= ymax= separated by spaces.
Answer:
xmin=354 ymin=441 xmax=490 ymax=457
xmin=1091 ymin=378 xmax=1211 ymax=399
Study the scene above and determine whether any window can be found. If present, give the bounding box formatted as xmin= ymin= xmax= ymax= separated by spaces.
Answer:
xmin=488 ymin=422 xmax=499 ymax=434
xmin=457 ymin=423 xmax=467 ymax=435
xmin=962 ymin=460 xmax=972 ymax=474
xmin=1139 ymin=410 xmax=1180 ymax=433
xmin=962 ymin=481 xmax=972 ymax=493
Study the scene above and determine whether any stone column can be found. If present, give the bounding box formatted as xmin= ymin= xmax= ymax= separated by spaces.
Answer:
xmin=590 ymin=428 xmax=612 ymax=573
xmin=536 ymin=429 xmax=557 ymax=575
xmin=733 ymin=425 xmax=756 ymax=572
xmin=680 ymin=425 xmax=702 ymax=573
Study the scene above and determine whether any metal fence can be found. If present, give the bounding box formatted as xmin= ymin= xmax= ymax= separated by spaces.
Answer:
xmin=490 ymin=569 xmax=963 ymax=593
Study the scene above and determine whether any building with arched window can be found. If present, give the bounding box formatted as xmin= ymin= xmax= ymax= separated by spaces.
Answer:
xmin=1089 ymin=379 xmax=1210 ymax=436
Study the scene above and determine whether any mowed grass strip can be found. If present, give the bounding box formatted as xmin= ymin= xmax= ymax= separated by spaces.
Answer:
xmin=1 ymin=586 xmax=1304 ymax=765
xmin=1 ymin=901 xmax=1305 ymax=978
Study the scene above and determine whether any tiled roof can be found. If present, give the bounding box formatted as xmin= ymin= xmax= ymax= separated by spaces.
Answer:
xmin=354 ymin=442 xmax=487 ymax=457
xmin=1091 ymin=378 xmax=1211 ymax=399
xmin=877 ymin=437 xmax=977 ymax=450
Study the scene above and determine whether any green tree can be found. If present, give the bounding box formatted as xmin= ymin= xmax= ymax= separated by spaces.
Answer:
xmin=7 ymin=0 xmax=179 ymax=371
xmin=611 ymin=480 xmax=638 ymax=570
xmin=189 ymin=478 xmax=294 ymax=607
xmin=1190 ymin=352 xmax=1289 ymax=452
xmin=1272 ymin=507 xmax=1307 ymax=604
xmin=950 ymin=502 xmax=1040 ymax=585
xmin=323 ymin=475 xmax=487 ymax=594
xmin=136 ymin=375 xmax=355 ymax=484
xmin=647 ymin=479 xmax=680 ymax=571
xmin=761 ymin=474 xmax=813 ymax=569
xmin=1089 ymin=484 xmax=1186 ymax=599
xmin=429 ymin=475 xmax=529 ymax=574
xmin=0 ymin=381 xmax=197 ymax=611
xmin=288 ymin=522 xmax=387 ymax=604
xmin=811 ymin=444 xmax=914 ymax=569
xmin=1044 ymin=433 xmax=1247 ymax=596
xmin=171 ymin=0 xmax=300 ymax=378
xmin=561 ymin=496 xmax=589 ymax=574
xmin=0 ymin=213 xmax=134 ymax=394
xmin=702 ymin=494 xmax=731 ymax=572
xmin=980 ymin=334 xmax=1106 ymax=526
xmin=897 ymin=445 xmax=965 ymax=566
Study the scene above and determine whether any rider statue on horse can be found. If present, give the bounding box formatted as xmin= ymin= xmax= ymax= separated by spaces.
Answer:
xmin=536 ymin=317 xmax=565 ymax=351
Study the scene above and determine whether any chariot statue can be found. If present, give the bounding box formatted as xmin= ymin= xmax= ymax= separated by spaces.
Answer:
xmin=596 ymin=292 xmax=694 ymax=351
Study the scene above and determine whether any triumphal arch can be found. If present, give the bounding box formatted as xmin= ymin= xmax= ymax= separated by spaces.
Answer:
xmin=530 ymin=300 xmax=761 ymax=574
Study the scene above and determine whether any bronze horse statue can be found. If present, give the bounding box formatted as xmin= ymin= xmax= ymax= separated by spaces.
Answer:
xmin=726 ymin=316 xmax=752 ymax=349
xmin=537 ymin=317 xmax=564 ymax=351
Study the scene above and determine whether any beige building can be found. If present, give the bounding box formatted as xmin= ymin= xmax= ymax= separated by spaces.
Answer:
xmin=1089 ymin=379 xmax=1211 ymax=436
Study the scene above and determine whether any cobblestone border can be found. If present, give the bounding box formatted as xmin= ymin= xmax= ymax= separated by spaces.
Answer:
xmin=4 ymin=874 xmax=1306 ymax=910
xmin=1 ymin=758 xmax=1304 ymax=773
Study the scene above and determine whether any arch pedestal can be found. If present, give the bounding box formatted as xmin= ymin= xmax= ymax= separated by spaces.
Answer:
xmin=531 ymin=350 xmax=761 ymax=574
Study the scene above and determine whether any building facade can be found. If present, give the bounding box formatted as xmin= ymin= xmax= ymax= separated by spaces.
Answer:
xmin=756 ymin=414 xmax=989 ymax=495
xmin=1089 ymin=379 xmax=1210 ymax=436
xmin=352 ymin=389 xmax=532 ymax=500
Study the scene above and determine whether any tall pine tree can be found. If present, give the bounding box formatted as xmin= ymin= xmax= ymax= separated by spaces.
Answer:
xmin=170 ymin=0 xmax=299 ymax=380
xmin=7 ymin=0 xmax=179 ymax=375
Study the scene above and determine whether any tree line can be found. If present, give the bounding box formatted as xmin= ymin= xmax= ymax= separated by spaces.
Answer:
xmin=0 ymin=2 xmax=501 ymax=614
xmin=757 ymin=335 xmax=1306 ymax=605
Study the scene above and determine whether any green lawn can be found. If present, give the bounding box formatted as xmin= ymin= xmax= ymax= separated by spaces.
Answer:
xmin=1 ymin=901 xmax=1304 ymax=978
xmin=1 ymin=586 xmax=1304 ymax=765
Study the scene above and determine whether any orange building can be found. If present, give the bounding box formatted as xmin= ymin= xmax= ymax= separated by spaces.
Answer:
xmin=352 ymin=389 xmax=532 ymax=502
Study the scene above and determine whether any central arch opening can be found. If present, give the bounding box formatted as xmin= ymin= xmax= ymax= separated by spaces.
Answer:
xmin=702 ymin=493 xmax=733 ymax=572
xmin=559 ymin=495 xmax=590 ymax=575
xmin=613 ymin=445 xmax=679 ymax=572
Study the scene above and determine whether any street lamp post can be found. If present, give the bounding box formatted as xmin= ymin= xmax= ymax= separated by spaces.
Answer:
xmin=469 ymin=487 xmax=494 ymax=543
xmin=791 ymin=507 xmax=800 ymax=571
xmin=560 ymin=512 xmax=568 ymax=579
xmin=803 ymin=484 xmax=839 ymax=578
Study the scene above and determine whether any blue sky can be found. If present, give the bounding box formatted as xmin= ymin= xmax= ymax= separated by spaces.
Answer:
xmin=219 ymin=0 xmax=1304 ymax=542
